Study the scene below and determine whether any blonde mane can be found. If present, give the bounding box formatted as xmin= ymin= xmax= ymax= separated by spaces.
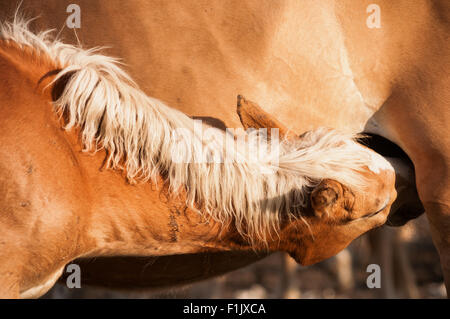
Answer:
xmin=0 ymin=17 xmax=378 ymax=245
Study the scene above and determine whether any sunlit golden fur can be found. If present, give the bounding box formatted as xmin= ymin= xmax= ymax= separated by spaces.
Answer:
xmin=0 ymin=0 xmax=446 ymax=298
xmin=0 ymin=7 xmax=404 ymax=298
xmin=0 ymin=17 xmax=388 ymax=244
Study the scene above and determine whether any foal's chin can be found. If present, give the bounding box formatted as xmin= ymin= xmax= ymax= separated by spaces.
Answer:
xmin=286 ymin=208 xmax=392 ymax=266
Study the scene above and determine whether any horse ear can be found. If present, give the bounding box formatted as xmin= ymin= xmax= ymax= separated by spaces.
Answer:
xmin=236 ymin=95 xmax=297 ymax=140
xmin=310 ymin=180 xmax=342 ymax=218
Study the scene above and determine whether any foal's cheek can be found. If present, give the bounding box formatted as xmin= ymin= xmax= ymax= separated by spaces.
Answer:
xmin=288 ymin=223 xmax=357 ymax=266
xmin=294 ymin=241 xmax=349 ymax=266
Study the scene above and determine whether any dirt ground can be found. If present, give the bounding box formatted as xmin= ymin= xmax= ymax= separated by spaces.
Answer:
xmin=44 ymin=214 xmax=446 ymax=299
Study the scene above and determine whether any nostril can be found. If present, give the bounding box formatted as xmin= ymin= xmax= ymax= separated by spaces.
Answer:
xmin=374 ymin=196 xmax=390 ymax=215
xmin=359 ymin=196 xmax=391 ymax=220
xmin=374 ymin=198 xmax=381 ymax=207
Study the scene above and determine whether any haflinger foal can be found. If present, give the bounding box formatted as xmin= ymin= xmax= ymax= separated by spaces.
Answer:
xmin=0 ymin=18 xmax=396 ymax=298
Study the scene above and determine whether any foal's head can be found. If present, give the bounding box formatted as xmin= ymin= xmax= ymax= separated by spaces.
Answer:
xmin=289 ymin=166 xmax=396 ymax=265
xmin=236 ymin=95 xmax=396 ymax=264
xmin=309 ymin=152 xmax=395 ymax=221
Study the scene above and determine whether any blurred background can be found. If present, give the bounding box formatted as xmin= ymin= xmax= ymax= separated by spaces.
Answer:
xmin=44 ymin=214 xmax=445 ymax=299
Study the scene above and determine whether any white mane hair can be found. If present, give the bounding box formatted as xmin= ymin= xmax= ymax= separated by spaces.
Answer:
xmin=0 ymin=16 xmax=381 ymax=245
